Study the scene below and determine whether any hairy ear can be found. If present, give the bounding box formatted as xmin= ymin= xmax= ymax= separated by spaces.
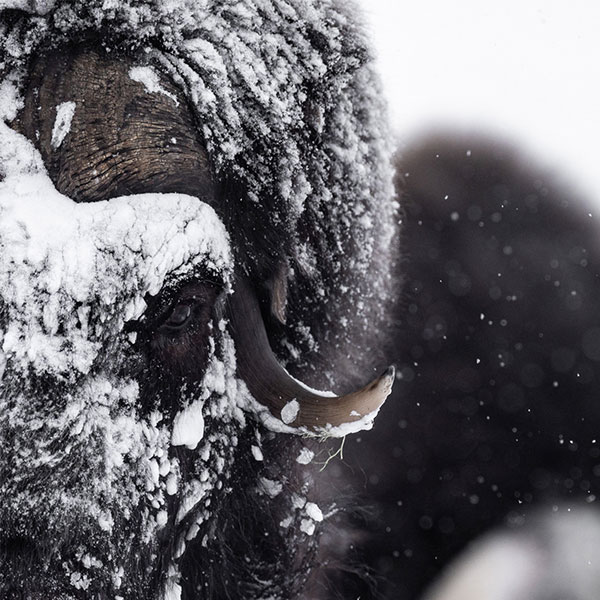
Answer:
xmin=16 ymin=46 xmax=214 ymax=202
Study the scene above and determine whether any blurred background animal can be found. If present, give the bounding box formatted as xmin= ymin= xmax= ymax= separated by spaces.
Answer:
xmin=335 ymin=134 xmax=600 ymax=599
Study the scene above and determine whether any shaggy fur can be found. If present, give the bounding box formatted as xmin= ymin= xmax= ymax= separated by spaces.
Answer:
xmin=0 ymin=0 xmax=400 ymax=392
xmin=0 ymin=2 xmax=398 ymax=599
xmin=5 ymin=3 xmax=598 ymax=600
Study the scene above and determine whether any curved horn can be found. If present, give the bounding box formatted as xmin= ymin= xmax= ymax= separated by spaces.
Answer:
xmin=227 ymin=276 xmax=395 ymax=436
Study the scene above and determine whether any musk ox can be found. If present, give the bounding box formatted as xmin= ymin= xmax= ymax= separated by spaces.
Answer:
xmin=0 ymin=1 xmax=397 ymax=598
xmin=2 ymin=2 xmax=600 ymax=600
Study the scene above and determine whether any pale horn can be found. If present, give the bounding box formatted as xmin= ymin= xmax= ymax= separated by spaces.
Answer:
xmin=227 ymin=275 xmax=395 ymax=436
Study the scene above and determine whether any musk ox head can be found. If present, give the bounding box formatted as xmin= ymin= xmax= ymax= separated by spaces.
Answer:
xmin=0 ymin=1 xmax=398 ymax=598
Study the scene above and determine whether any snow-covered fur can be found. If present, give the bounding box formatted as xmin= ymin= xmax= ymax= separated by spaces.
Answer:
xmin=1 ymin=0 xmax=399 ymax=390
xmin=0 ymin=1 xmax=399 ymax=599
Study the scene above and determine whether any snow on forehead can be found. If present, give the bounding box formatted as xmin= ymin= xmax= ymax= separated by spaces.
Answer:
xmin=0 ymin=167 xmax=231 ymax=375
xmin=0 ymin=174 xmax=231 ymax=296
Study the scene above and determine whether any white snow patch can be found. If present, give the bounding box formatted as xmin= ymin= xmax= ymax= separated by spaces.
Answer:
xmin=112 ymin=567 xmax=124 ymax=591
xmin=129 ymin=66 xmax=179 ymax=106
xmin=259 ymin=477 xmax=283 ymax=498
xmin=80 ymin=554 xmax=103 ymax=569
xmin=69 ymin=571 xmax=91 ymax=591
xmin=305 ymin=502 xmax=323 ymax=522
xmin=156 ymin=510 xmax=168 ymax=528
xmin=97 ymin=512 xmax=114 ymax=533
xmin=296 ymin=447 xmax=314 ymax=465
xmin=279 ymin=516 xmax=293 ymax=529
xmin=50 ymin=101 xmax=76 ymax=149
xmin=300 ymin=518 xmax=315 ymax=536
xmin=166 ymin=473 xmax=178 ymax=496
xmin=176 ymin=477 xmax=213 ymax=523
xmin=163 ymin=569 xmax=182 ymax=600
xmin=172 ymin=399 xmax=205 ymax=450
xmin=251 ymin=445 xmax=264 ymax=461
xmin=292 ymin=494 xmax=306 ymax=510
xmin=280 ymin=399 xmax=300 ymax=424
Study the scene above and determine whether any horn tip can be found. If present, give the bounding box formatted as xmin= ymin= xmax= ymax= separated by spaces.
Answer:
xmin=383 ymin=365 xmax=396 ymax=381
xmin=370 ymin=365 xmax=395 ymax=404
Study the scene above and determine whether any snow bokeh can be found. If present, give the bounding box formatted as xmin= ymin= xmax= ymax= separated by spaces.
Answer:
xmin=423 ymin=507 xmax=600 ymax=600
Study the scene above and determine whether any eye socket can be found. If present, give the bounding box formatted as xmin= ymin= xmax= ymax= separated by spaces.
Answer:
xmin=155 ymin=280 xmax=221 ymax=334
xmin=164 ymin=302 xmax=193 ymax=329
xmin=127 ymin=278 xmax=221 ymax=343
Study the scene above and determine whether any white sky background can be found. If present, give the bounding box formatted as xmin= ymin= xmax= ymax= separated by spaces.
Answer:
xmin=357 ymin=1 xmax=600 ymax=201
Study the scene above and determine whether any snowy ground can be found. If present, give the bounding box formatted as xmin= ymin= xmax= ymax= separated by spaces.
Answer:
xmin=358 ymin=1 xmax=600 ymax=202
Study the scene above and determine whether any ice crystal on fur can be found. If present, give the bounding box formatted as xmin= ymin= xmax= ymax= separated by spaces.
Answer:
xmin=0 ymin=123 xmax=248 ymax=596
xmin=0 ymin=0 xmax=398 ymax=388
xmin=0 ymin=1 xmax=398 ymax=597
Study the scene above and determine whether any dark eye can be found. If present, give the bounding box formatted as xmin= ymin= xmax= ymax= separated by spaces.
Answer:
xmin=133 ymin=279 xmax=222 ymax=343
xmin=164 ymin=302 xmax=193 ymax=329
xmin=156 ymin=280 xmax=221 ymax=335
